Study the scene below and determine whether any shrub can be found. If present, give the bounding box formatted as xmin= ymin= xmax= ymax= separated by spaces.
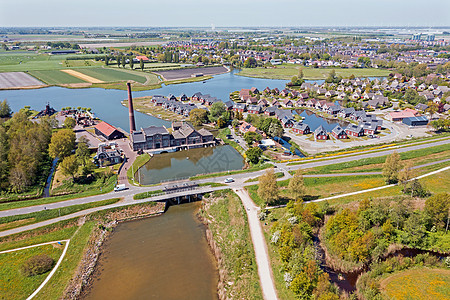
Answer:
xmin=20 ymin=254 xmax=54 ymax=277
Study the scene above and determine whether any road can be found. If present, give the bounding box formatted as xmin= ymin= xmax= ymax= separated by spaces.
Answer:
xmin=1 ymin=138 xmax=448 ymax=220
xmin=234 ymin=188 xmax=278 ymax=300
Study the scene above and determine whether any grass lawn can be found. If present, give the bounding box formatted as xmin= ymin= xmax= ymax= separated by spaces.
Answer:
xmin=246 ymin=174 xmax=385 ymax=207
xmin=28 ymin=70 xmax=87 ymax=84
xmin=0 ymin=243 xmax=65 ymax=300
xmin=127 ymin=153 xmax=152 ymax=183
xmin=237 ymin=65 xmax=390 ymax=80
xmin=200 ymin=190 xmax=263 ymax=299
xmin=380 ymin=268 xmax=450 ymax=300
xmin=75 ymin=67 xmax=147 ymax=83
xmin=0 ymin=198 xmax=120 ymax=232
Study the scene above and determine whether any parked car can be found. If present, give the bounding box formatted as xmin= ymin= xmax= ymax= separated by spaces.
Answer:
xmin=224 ymin=178 xmax=235 ymax=183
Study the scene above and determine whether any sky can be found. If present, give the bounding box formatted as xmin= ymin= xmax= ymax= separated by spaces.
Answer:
xmin=1 ymin=0 xmax=449 ymax=27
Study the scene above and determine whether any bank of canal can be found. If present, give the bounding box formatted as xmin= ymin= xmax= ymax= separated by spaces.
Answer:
xmin=84 ymin=202 xmax=219 ymax=300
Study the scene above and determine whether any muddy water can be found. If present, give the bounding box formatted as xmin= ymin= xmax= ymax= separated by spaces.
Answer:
xmin=84 ymin=203 xmax=219 ymax=300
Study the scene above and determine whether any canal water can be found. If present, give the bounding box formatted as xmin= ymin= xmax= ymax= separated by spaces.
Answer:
xmin=137 ymin=145 xmax=244 ymax=185
xmin=295 ymin=109 xmax=349 ymax=132
xmin=84 ymin=202 xmax=219 ymax=300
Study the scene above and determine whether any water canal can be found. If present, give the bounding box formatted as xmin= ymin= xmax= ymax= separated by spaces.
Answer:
xmin=84 ymin=202 xmax=219 ymax=300
xmin=136 ymin=145 xmax=244 ymax=185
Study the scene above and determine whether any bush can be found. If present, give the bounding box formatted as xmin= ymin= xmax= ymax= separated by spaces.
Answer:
xmin=20 ymin=254 xmax=54 ymax=277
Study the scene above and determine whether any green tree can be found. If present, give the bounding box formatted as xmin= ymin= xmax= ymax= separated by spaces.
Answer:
xmin=398 ymin=161 xmax=414 ymax=190
xmin=209 ymin=102 xmax=226 ymax=122
xmin=288 ymin=169 xmax=306 ymax=200
xmin=0 ymin=99 xmax=12 ymax=118
xmin=258 ymin=168 xmax=279 ymax=206
xmin=243 ymin=131 xmax=262 ymax=145
xmin=189 ymin=108 xmax=208 ymax=126
xmin=245 ymin=147 xmax=263 ymax=164
xmin=64 ymin=117 xmax=76 ymax=129
xmin=117 ymin=56 xmax=121 ymax=67
xmin=382 ymin=151 xmax=401 ymax=184
xmin=48 ymin=129 xmax=76 ymax=159
xmin=104 ymin=55 xmax=109 ymax=66
xmin=60 ymin=154 xmax=78 ymax=181
xmin=129 ymin=58 xmax=134 ymax=69
xmin=121 ymin=57 xmax=126 ymax=68
xmin=425 ymin=193 xmax=450 ymax=231
xmin=75 ymin=137 xmax=90 ymax=167
xmin=216 ymin=117 xmax=226 ymax=128
xmin=140 ymin=59 xmax=144 ymax=71
xmin=243 ymin=57 xmax=257 ymax=68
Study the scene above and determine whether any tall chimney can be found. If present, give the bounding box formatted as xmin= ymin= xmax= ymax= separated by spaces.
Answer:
xmin=127 ymin=82 xmax=136 ymax=133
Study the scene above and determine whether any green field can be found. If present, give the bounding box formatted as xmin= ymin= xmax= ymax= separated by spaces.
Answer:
xmin=380 ymin=268 xmax=450 ymax=300
xmin=237 ymin=65 xmax=391 ymax=80
xmin=0 ymin=243 xmax=64 ymax=299
xmin=28 ymin=70 xmax=87 ymax=84
xmin=76 ymin=68 xmax=147 ymax=83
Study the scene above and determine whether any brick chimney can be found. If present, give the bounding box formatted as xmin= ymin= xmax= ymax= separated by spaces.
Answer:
xmin=127 ymin=82 xmax=136 ymax=133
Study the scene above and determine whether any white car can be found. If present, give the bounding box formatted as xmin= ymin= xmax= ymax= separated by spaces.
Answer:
xmin=224 ymin=178 xmax=235 ymax=183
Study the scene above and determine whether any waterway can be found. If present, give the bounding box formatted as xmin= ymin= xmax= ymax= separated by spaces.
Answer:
xmin=84 ymin=202 xmax=219 ymax=300
xmin=137 ymin=145 xmax=244 ymax=185
xmin=295 ymin=109 xmax=349 ymax=132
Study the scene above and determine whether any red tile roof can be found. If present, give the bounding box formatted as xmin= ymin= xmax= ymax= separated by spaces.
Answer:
xmin=95 ymin=121 xmax=118 ymax=137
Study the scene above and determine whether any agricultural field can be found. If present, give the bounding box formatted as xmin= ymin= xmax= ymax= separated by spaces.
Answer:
xmin=0 ymin=72 xmax=45 ymax=88
xmin=0 ymin=243 xmax=64 ymax=299
xmin=28 ymin=70 xmax=87 ymax=85
xmin=75 ymin=68 xmax=147 ymax=83
xmin=380 ymin=268 xmax=450 ymax=300
xmin=237 ymin=64 xmax=391 ymax=80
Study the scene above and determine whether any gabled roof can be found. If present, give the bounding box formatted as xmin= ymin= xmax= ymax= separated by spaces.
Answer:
xmin=314 ymin=125 xmax=327 ymax=135
xmin=95 ymin=121 xmax=118 ymax=137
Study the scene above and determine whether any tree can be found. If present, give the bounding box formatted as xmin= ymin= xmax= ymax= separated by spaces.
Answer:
xmin=104 ymin=55 xmax=109 ymax=66
xmin=288 ymin=169 xmax=306 ymax=200
xmin=75 ymin=137 xmax=90 ymax=167
xmin=117 ymin=56 xmax=121 ymax=67
xmin=425 ymin=193 xmax=450 ymax=230
xmin=245 ymin=147 xmax=263 ymax=164
xmin=268 ymin=122 xmax=284 ymax=137
xmin=189 ymin=108 xmax=208 ymax=126
xmin=382 ymin=151 xmax=401 ymax=184
xmin=398 ymin=161 xmax=414 ymax=189
xmin=258 ymin=168 xmax=279 ymax=206
xmin=60 ymin=155 xmax=79 ymax=181
xmin=0 ymin=99 xmax=12 ymax=118
xmin=216 ymin=117 xmax=226 ymax=128
xmin=129 ymin=58 xmax=134 ymax=69
xmin=243 ymin=57 xmax=257 ymax=68
xmin=64 ymin=117 xmax=76 ymax=129
xmin=243 ymin=131 xmax=262 ymax=145
xmin=121 ymin=57 xmax=126 ymax=68
xmin=48 ymin=129 xmax=76 ymax=159
xmin=209 ymin=102 xmax=226 ymax=122
xmin=140 ymin=59 xmax=144 ymax=71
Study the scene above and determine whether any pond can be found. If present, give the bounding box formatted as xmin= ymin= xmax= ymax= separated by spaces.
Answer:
xmin=84 ymin=202 xmax=219 ymax=300
xmin=295 ymin=109 xmax=349 ymax=132
xmin=136 ymin=145 xmax=244 ymax=185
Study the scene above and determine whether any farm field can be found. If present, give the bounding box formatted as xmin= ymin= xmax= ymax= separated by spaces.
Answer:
xmin=75 ymin=68 xmax=147 ymax=83
xmin=380 ymin=268 xmax=450 ymax=300
xmin=28 ymin=70 xmax=87 ymax=84
xmin=0 ymin=72 xmax=45 ymax=88
xmin=0 ymin=243 xmax=64 ymax=299
xmin=237 ymin=64 xmax=391 ymax=80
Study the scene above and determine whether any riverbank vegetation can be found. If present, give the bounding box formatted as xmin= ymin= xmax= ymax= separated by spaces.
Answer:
xmin=199 ymin=190 xmax=263 ymax=299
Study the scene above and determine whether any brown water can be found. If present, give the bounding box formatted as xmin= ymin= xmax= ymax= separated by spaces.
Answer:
xmin=84 ymin=202 xmax=219 ymax=300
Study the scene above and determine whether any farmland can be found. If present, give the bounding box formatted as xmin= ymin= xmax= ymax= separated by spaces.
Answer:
xmin=28 ymin=70 xmax=87 ymax=85
xmin=237 ymin=64 xmax=391 ymax=80
xmin=76 ymin=68 xmax=147 ymax=83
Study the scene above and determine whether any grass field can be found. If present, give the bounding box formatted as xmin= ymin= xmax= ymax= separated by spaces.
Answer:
xmin=0 ymin=243 xmax=65 ymax=299
xmin=28 ymin=70 xmax=87 ymax=84
xmin=237 ymin=65 xmax=391 ymax=80
xmin=76 ymin=68 xmax=147 ymax=83
xmin=380 ymin=268 xmax=450 ymax=300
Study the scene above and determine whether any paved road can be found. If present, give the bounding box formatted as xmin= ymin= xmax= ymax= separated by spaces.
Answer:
xmin=1 ymin=139 xmax=448 ymax=220
xmin=234 ymin=188 xmax=278 ymax=300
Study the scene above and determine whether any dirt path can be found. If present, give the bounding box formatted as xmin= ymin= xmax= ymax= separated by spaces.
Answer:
xmin=233 ymin=188 xmax=278 ymax=300
xmin=61 ymin=69 xmax=104 ymax=83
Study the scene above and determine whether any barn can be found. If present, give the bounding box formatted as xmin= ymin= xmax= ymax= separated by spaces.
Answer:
xmin=94 ymin=121 xmax=125 ymax=140
xmin=402 ymin=116 xmax=428 ymax=127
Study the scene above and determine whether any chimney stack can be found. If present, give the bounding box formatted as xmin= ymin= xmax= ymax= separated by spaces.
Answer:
xmin=127 ymin=82 xmax=136 ymax=133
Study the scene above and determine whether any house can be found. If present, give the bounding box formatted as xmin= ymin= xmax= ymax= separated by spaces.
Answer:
xmin=258 ymin=98 xmax=268 ymax=107
xmin=281 ymin=116 xmax=295 ymax=128
xmin=283 ymin=99 xmax=294 ymax=108
xmin=168 ymin=94 xmax=177 ymax=101
xmin=327 ymin=105 xmax=341 ymax=115
xmin=246 ymin=96 xmax=258 ymax=104
xmin=331 ymin=125 xmax=348 ymax=139
xmin=337 ymin=92 xmax=347 ymax=100
xmin=338 ymin=107 xmax=355 ymax=118
xmin=306 ymin=98 xmax=317 ymax=108
xmin=388 ymin=108 xmax=419 ymax=122
xmin=360 ymin=122 xmax=377 ymax=135
xmin=247 ymin=105 xmax=262 ymax=114
xmin=135 ymin=55 xmax=149 ymax=62
xmin=402 ymin=116 xmax=428 ymax=127
xmin=299 ymin=92 xmax=309 ymax=100
xmin=272 ymin=100 xmax=281 ymax=108
xmin=192 ymin=92 xmax=203 ymax=101
xmin=292 ymin=123 xmax=310 ymax=134
xmin=415 ymin=103 xmax=428 ymax=111
xmin=263 ymin=87 xmax=271 ymax=94
xmin=367 ymin=96 xmax=388 ymax=109
xmin=351 ymin=92 xmax=361 ymax=100
xmin=345 ymin=124 xmax=364 ymax=137
xmin=250 ymin=87 xmax=259 ymax=94
xmin=179 ymin=93 xmax=188 ymax=101
xmin=280 ymin=89 xmax=290 ymax=97
xmin=95 ymin=143 xmax=123 ymax=166
xmin=325 ymin=90 xmax=336 ymax=98
xmin=233 ymin=103 xmax=246 ymax=113
xmin=264 ymin=107 xmax=277 ymax=116
xmin=239 ymin=121 xmax=258 ymax=134
xmin=94 ymin=121 xmax=125 ymax=140
xmin=239 ymin=89 xmax=251 ymax=101
xmin=315 ymin=100 xmax=327 ymax=110
xmin=314 ymin=125 xmax=328 ymax=140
